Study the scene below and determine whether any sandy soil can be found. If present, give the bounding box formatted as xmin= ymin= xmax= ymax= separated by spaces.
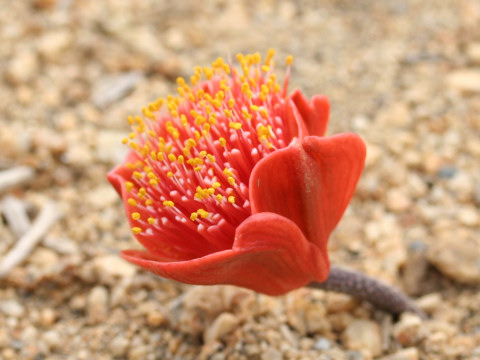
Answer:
xmin=1 ymin=1 xmax=480 ymax=359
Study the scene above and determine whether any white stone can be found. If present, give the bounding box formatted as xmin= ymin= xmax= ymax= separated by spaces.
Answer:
xmin=93 ymin=254 xmax=137 ymax=278
xmin=376 ymin=347 xmax=419 ymax=360
xmin=446 ymin=69 xmax=480 ymax=93
xmin=6 ymin=50 xmax=38 ymax=85
xmin=466 ymin=42 xmax=480 ymax=64
xmin=37 ymin=31 xmax=73 ymax=60
xmin=342 ymin=319 xmax=382 ymax=357
xmin=0 ymin=300 xmax=25 ymax=318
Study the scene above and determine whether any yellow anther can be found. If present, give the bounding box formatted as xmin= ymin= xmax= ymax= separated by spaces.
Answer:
xmin=125 ymin=181 xmax=134 ymax=192
xmin=182 ymin=147 xmax=191 ymax=157
xmin=216 ymin=194 xmax=223 ymax=201
xmin=168 ymin=154 xmax=176 ymax=162
xmin=199 ymin=151 xmax=207 ymax=158
xmin=194 ymin=131 xmax=201 ymax=140
xmin=132 ymin=212 xmax=141 ymax=220
xmin=212 ymin=99 xmax=222 ymax=109
xmin=228 ymin=176 xmax=235 ymax=186
xmin=129 ymin=142 xmax=139 ymax=151
xmin=241 ymin=82 xmax=250 ymax=95
xmin=228 ymin=99 xmax=235 ymax=108
xmin=145 ymin=199 xmax=153 ymax=206
xmin=207 ymin=188 xmax=215 ymax=195
xmin=186 ymin=138 xmax=196 ymax=148
xmin=157 ymin=152 xmax=164 ymax=161
xmin=286 ymin=55 xmax=294 ymax=66
xmin=265 ymin=48 xmax=275 ymax=65
xmin=178 ymin=114 xmax=187 ymax=127
xmin=197 ymin=209 xmax=209 ymax=219
xmin=167 ymin=171 xmax=174 ymax=178
xmin=224 ymin=109 xmax=233 ymax=118
xmin=191 ymin=75 xmax=199 ymax=86
xmin=127 ymin=115 xmax=134 ymax=125
xmin=250 ymin=105 xmax=259 ymax=112
xmin=138 ymin=188 xmax=147 ymax=196
xmin=203 ymin=67 xmax=213 ymax=80
xmin=212 ymin=182 xmax=221 ymax=189
xmin=149 ymin=179 xmax=158 ymax=186
xmin=261 ymin=65 xmax=270 ymax=72
xmin=195 ymin=115 xmax=206 ymax=126
xmin=207 ymin=154 xmax=215 ymax=163
xmin=190 ymin=212 xmax=198 ymax=221
xmin=163 ymin=200 xmax=175 ymax=207
xmin=216 ymin=90 xmax=225 ymax=100
xmin=178 ymin=155 xmax=184 ymax=164
xmin=127 ymin=198 xmax=137 ymax=206
xmin=122 ymin=137 xmax=129 ymax=145
xmin=219 ymin=137 xmax=226 ymax=147
xmin=194 ymin=166 xmax=202 ymax=171
xmin=177 ymin=77 xmax=186 ymax=86
xmin=132 ymin=227 xmax=142 ymax=235
xmin=228 ymin=196 xmax=235 ymax=204
xmin=208 ymin=115 xmax=217 ymax=125
xmin=133 ymin=171 xmax=143 ymax=179
xmin=242 ymin=108 xmax=252 ymax=120
xmin=260 ymin=108 xmax=268 ymax=118
xmin=148 ymin=217 xmax=156 ymax=225
xmin=229 ymin=122 xmax=242 ymax=130
xmin=223 ymin=168 xmax=234 ymax=177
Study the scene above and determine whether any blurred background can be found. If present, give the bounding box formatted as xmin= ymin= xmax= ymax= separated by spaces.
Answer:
xmin=1 ymin=1 xmax=480 ymax=359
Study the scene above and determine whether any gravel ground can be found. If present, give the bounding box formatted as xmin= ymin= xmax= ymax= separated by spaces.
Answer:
xmin=1 ymin=1 xmax=480 ymax=359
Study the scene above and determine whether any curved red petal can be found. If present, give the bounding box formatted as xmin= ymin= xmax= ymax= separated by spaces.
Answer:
xmin=121 ymin=212 xmax=329 ymax=296
xmin=107 ymin=151 xmax=139 ymax=195
xmin=250 ymin=134 xmax=366 ymax=253
xmin=108 ymin=155 xmax=217 ymax=261
xmin=290 ymin=90 xmax=330 ymax=137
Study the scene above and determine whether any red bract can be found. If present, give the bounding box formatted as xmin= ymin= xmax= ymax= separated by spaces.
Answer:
xmin=108 ymin=51 xmax=366 ymax=295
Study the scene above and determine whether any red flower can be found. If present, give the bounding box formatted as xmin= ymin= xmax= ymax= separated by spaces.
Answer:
xmin=108 ymin=51 xmax=366 ymax=295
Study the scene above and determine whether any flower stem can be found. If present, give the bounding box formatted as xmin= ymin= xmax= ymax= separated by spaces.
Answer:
xmin=307 ymin=265 xmax=427 ymax=319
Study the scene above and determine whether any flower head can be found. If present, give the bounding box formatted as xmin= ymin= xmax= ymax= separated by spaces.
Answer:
xmin=108 ymin=50 xmax=366 ymax=295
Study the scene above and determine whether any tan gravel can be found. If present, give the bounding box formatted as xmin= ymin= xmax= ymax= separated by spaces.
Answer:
xmin=1 ymin=1 xmax=480 ymax=359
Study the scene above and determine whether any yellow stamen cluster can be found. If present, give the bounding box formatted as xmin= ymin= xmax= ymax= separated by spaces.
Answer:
xmin=121 ymin=50 xmax=293 ymax=236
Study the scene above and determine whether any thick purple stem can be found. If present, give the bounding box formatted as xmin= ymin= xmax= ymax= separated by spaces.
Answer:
xmin=307 ymin=265 xmax=427 ymax=319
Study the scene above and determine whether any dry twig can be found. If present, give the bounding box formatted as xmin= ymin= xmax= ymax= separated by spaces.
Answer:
xmin=0 ymin=166 xmax=35 ymax=193
xmin=0 ymin=201 xmax=62 ymax=278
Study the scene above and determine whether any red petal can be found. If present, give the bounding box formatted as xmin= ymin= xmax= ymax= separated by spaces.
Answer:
xmin=250 ymin=134 xmax=366 ymax=253
xmin=107 ymin=151 xmax=139 ymax=195
xmin=290 ymin=90 xmax=330 ymax=137
xmin=121 ymin=212 xmax=329 ymax=296
xmin=108 ymin=156 xmax=217 ymax=261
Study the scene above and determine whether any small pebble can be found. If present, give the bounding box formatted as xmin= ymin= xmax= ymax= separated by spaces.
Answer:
xmin=87 ymin=286 xmax=109 ymax=324
xmin=342 ymin=319 xmax=383 ymax=357
xmin=376 ymin=347 xmax=419 ymax=360
xmin=428 ymin=235 xmax=480 ymax=284
xmin=415 ymin=293 xmax=442 ymax=314
xmin=0 ymin=300 xmax=25 ymax=318
xmin=204 ymin=312 xmax=239 ymax=343
xmin=43 ymin=330 xmax=61 ymax=350
xmin=446 ymin=69 xmax=480 ymax=93
xmin=466 ymin=42 xmax=480 ymax=64
xmin=109 ymin=335 xmax=130 ymax=357
xmin=393 ymin=313 xmax=422 ymax=346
